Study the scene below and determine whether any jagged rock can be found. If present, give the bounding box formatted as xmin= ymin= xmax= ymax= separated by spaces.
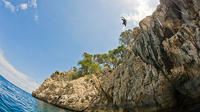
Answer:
xmin=32 ymin=72 xmax=110 ymax=111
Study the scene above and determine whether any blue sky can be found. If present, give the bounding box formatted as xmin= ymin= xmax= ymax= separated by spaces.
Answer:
xmin=0 ymin=0 xmax=159 ymax=92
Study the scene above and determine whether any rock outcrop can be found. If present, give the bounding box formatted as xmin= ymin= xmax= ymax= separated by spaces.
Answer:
xmin=32 ymin=71 xmax=111 ymax=111
xmin=33 ymin=0 xmax=200 ymax=111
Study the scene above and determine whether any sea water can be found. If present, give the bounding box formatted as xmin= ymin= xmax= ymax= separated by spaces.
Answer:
xmin=0 ymin=75 xmax=71 ymax=112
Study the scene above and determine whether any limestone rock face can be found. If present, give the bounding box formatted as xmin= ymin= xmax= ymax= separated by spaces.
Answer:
xmin=100 ymin=0 xmax=200 ymax=111
xmin=32 ymin=72 xmax=110 ymax=111
xmin=33 ymin=0 xmax=200 ymax=111
xmin=114 ymin=0 xmax=200 ymax=111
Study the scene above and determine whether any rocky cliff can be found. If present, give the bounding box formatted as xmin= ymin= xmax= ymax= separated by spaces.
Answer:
xmin=33 ymin=0 xmax=200 ymax=111
xmin=32 ymin=71 xmax=112 ymax=111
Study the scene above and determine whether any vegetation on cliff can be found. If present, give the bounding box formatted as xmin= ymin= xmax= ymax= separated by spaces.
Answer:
xmin=78 ymin=52 xmax=101 ymax=75
xmin=54 ymin=29 xmax=134 ymax=80
xmin=51 ymin=29 xmax=134 ymax=81
xmin=77 ymin=29 xmax=134 ymax=74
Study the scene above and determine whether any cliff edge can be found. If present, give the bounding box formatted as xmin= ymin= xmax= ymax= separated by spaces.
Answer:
xmin=33 ymin=0 xmax=200 ymax=111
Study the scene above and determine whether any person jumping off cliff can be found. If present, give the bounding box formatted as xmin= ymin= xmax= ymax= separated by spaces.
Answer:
xmin=121 ymin=17 xmax=127 ymax=27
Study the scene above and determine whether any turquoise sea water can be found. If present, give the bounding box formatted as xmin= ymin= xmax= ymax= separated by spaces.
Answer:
xmin=0 ymin=75 xmax=71 ymax=112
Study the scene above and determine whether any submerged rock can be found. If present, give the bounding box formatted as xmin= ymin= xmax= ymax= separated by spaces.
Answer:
xmin=33 ymin=0 xmax=200 ymax=111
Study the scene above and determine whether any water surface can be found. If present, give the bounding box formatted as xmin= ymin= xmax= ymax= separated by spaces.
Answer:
xmin=0 ymin=75 xmax=70 ymax=112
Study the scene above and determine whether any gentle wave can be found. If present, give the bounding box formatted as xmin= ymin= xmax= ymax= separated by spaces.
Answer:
xmin=0 ymin=75 xmax=70 ymax=112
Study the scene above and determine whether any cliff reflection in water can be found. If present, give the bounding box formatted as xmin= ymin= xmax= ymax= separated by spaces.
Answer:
xmin=36 ymin=100 xmax=69 ymax=112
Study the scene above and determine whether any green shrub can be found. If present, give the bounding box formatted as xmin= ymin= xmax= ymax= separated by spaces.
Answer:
xmin=78 ymin=52 xmax=101 ymax=75
xmin=55 ymin=71 xmax=60 ymax=75
xmin=73 ymin=66 xmax=78 ymax=72
xmin=65 ymin=72 xmax=83 ymax=81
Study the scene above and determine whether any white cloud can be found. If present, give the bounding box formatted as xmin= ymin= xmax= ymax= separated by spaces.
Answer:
xmin=28 ymin=0 xmax=37 ymax=8
xmin=120 ymin=0 xmax=159 ymax=26
xmin=2 ymin=0 xmax=15 ymax=12
xmin=1 ymin=0 xmax=38 ymax=21
xmin=20 ymin=3 xmax=28 ymax=10
xmin=0 ymin=49 xmax=39 ymax=93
